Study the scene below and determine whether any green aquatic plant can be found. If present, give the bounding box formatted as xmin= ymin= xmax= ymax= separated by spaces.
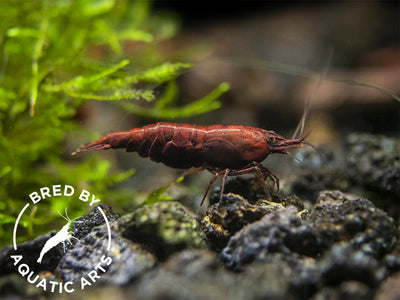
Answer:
xmin=0 ymin=0 xmax=228 ymax=246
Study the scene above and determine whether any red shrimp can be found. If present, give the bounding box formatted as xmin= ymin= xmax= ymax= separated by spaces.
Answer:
xmin=73 ymin=123 xmax=312 ymax=205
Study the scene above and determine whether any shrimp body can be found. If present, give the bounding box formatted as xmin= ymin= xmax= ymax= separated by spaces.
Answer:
xmin=74 ymin=123 xmax=307 ymax=205
xmin=74 ymin=123 xmax=302 ymax=169
xmin=37 ymin=221 xmax=73 ymax=264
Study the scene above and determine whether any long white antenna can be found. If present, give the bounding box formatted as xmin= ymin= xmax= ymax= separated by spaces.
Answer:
xmin=57 ymin=209 xmax=69 ymax=222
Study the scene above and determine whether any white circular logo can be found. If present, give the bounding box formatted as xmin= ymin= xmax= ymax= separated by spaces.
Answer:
xmin=11 ymin=184 xmax=113 ymax=293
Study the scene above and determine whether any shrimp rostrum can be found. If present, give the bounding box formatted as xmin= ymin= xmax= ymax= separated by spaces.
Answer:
xmin=74 ymin=123 xmax=311 ymax=205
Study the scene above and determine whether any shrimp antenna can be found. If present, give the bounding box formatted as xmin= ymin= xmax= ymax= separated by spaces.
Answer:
xmin=286 ymin=151 xmax=305 ymax=168
xmin=64 ymin=208 xmax=71 ymax=222
xmin=303 ymin=141 xmax=323 ymax=158
xmin=299 ymin=129 xmax=313 ymax=142
xmin=298 ymin=127 xmax=327 ymax=165
xmin=288 ymin=138 xmax=326 ymax=168
xmin=292 ymin=49 xmax=333 ymax=140
xmin=304 ymin=141 xmax=327 ymax=166
xmin=57 ymin=208 xmax=80 ymax=222
xmin=57 ymin=209 xmax=69 ymax=222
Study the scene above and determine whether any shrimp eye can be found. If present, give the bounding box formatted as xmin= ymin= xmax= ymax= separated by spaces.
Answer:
xmin=268 ymin=136 xmax=276 ymax=143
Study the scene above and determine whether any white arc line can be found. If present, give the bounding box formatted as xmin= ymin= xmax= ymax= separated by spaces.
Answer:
xmin=97 ymin=206 xmax=112 ymax=251
xmin=13 ymin=203 xmax=30 ymax=250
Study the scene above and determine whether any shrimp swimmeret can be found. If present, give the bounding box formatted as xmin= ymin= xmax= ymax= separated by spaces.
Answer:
xmin=37 ymin=209 xmax=78 ymax=264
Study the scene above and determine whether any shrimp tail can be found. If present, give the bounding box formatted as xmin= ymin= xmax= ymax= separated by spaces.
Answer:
xmin=37 ymin=241 xmax=51 ymax=263
xmin=37 ymin=238 xmax=54 ymax=263
xmin=73 ymin=129 xmax=140 ymax=155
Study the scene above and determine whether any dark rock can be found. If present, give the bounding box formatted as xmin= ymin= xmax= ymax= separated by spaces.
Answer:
xmin=312 ymin=281 xmax=373 ymax=300
xmin=221 ymin=206 xmax=303 ymax=270
xmin=0 ymin=274 xmax=44 ymax=299
xmin=55 ymin=205 xmax=155 ymax=285
xmin=320 ymin=244 xmax=385 ymax=287
xmin=346 ymin=133 xmax=400 ymax=195
xmin=56 ymin=222 xmax=156 ymax=285
xmin=72 ymin=204 xmax=119 ymax=241
xmin=201 ymin=192 xmax=304 ymax=249
xmin=245 ymin=256 xmax=319 ymax=300
xmin=310 ymin=190 xmax=397 ymax=258
xmin=240 ymin=253 xmax=320 ymax=299
xmin=221 ymin=189 xmax=397 ymax=292
xmin=2 ymin=192 xmax=397 ymax=299
xmin=132 ymin=250 xmax=304 ymax=300
xmin=118 ymin=201 xmax=207 ymax=261
xmin=384 ymin=251 xmax=400 ymax=273
xmin=68 ymin=250 xmax=300 ymax=299
xmin=0 ymin=232 xmax=62 ymax=276
xmin=209 ymin=176 xmax=276 ymax=204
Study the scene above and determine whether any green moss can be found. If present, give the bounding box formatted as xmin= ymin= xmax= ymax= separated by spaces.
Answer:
xmin=0 ymin=0 xmax=228 ymax=247
xmin=119 ymin=201 xmax=207 ymax=258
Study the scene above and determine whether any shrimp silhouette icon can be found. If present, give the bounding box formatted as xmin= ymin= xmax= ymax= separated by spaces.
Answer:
xmin=12 ymin=186 xmax=113 ymax=294
xmin=37 ymin=209 xmax=78 ymax=264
